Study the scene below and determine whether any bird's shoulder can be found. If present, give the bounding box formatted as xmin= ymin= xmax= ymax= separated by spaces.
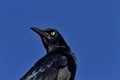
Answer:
xmin=37 ymin=53 xmax=68 ymax=68
xmin=20 ymin=53 xmax=68 ymax=80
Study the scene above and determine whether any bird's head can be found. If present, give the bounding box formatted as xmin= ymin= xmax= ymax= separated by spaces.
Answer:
xmin=31 ymin=27 xmax=70 ymax=52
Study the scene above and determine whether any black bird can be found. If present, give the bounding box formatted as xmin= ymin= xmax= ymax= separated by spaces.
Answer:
xmin=20 ymin=27 xmax=77 ymax=80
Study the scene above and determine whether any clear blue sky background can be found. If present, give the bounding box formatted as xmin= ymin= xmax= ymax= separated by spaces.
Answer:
xmin=0 ymin=0 xmax=120 ymax=80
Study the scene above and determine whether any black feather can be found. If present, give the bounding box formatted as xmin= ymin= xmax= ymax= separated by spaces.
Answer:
xmin=20 ymin=27 xmax=77 ymax=80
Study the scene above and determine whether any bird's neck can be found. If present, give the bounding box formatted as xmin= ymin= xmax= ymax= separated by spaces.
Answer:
xmin=47 ymin=45 xmax=70 ymax=53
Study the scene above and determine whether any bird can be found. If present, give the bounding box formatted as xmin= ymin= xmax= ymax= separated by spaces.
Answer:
xmin=20 ymin=27 xmax=77 ymax=80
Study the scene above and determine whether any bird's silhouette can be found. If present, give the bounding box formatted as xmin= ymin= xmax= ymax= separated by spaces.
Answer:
xmin=20 ymin=27 xmax=77 ymax=80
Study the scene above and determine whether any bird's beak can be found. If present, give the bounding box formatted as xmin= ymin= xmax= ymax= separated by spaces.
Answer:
xmin=30 ymin=27 xmax=49 ymax=39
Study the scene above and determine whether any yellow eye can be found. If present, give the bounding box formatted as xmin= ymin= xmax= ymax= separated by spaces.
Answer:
xmin=50 ymin=31 xmax=56 ymax=36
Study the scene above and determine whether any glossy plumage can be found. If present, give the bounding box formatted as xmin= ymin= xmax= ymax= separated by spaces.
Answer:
xmin=20 ymin=27 xmax=77 ymax=80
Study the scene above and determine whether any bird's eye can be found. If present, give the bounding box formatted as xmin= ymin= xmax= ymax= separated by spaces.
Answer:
xmin=50 ymin=31 xmax=56 ymax=36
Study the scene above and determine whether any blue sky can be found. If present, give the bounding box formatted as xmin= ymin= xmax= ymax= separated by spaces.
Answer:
xmin=0 ymin=0 xmax=120 ymax=80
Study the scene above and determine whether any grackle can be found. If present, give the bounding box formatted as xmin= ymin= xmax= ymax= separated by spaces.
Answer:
xmin=20 ymin=27 xmax=77 ymax=80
